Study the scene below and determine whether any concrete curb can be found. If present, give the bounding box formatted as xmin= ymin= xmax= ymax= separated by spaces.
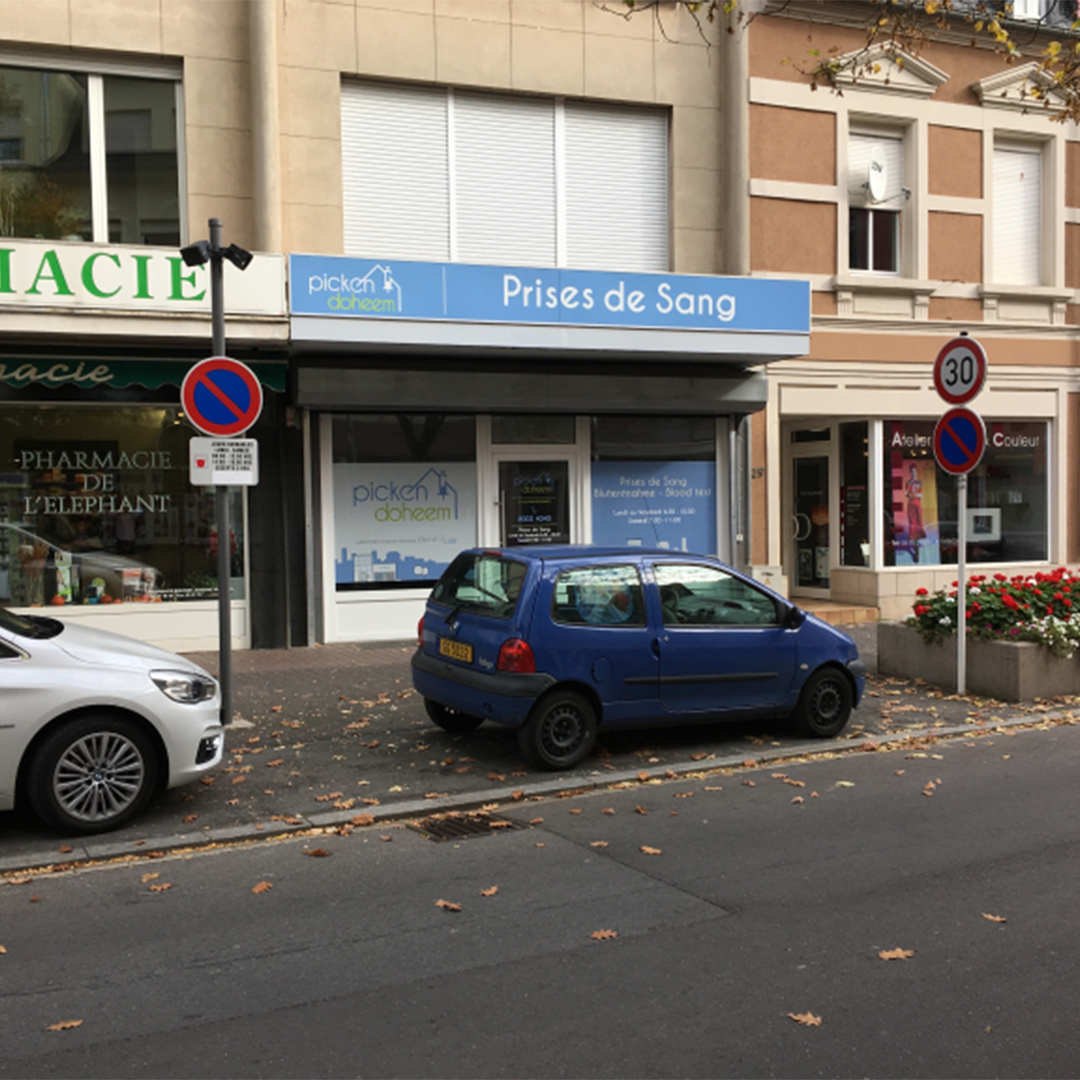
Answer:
xmin=2 ymin=712 xmax=1072 ymax=877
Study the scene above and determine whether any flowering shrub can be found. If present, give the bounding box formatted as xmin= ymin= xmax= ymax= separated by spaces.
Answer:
xmin=907 ymin=569 xmax=1080 ymax=659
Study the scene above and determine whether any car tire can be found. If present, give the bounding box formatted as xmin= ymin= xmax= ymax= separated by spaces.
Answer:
xmin=517 ymin=690 xmax=598 ymax=770
xmin=423 ymin=698 xmax=485 ymax=733
xmin=793 ymin=668 xmax=853 ymax=739
xmin=27 ymin=715 xmax=159 ymax=835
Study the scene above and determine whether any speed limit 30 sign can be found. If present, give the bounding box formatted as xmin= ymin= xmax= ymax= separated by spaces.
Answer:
xmin=933 ymin=336 xmax=987 ymax=405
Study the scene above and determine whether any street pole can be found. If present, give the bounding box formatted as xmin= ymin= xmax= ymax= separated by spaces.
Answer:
xmin=957 ymin=473 xmax=967 ymax=696
xmin=208 ymin=217 xmax=232 ymax=728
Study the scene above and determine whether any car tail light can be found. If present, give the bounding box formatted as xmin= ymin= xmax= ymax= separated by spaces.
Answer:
xmin=417 ymin=615 xmax=425 ymax=647
xmin=497 ymin=638 xmax=535 ymax=673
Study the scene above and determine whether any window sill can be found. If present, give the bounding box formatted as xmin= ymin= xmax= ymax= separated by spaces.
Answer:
xmin=833 ymin=275 xmax=936 ymax=319
xmin=979 ymin=283 xmax=1072 ymax=325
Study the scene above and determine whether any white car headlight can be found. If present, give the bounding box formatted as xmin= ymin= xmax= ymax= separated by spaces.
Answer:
xmin=151 ymin=670 xmax=218 ymax=703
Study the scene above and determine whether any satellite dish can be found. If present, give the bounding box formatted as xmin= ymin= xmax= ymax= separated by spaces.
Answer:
xmin=867 ymin=144 xmax=888 ymax=203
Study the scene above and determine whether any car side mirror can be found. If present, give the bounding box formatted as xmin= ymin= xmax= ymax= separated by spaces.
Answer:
xmin=786 ymin=605 xmax=806 ymax=629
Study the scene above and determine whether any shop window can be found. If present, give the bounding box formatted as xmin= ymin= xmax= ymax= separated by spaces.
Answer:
xmin=883 ymin=419 xmax=1047 ymax=566
xmin=0 ymin=406 xmax=243 ymax=608
xmin=590 ymin=417 xmax=717 ymax=556
xmin=840 ymin=421 xmax=870 ymax=567
xmin=848 ymin=132 xmax=905 ymax=274
xmin=993 ymin=144 xmax=1042 ymax=286
xmin=340 ymin=82 xmax=668 ymax=272
xmin=0 ymin=64 xmax=179 ymax=244
xmin=331 ymin=414 xmax=477 ymax=589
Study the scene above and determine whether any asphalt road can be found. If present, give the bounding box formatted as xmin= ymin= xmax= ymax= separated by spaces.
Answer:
xmin=3 ymin=625 xmax=1065 ymax=872
xmin=2 ymin=718 xmax=1080 ymax=1079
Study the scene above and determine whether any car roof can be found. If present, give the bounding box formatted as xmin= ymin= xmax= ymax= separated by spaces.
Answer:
xmin=476 ymin=545 xmax=714 ymax=563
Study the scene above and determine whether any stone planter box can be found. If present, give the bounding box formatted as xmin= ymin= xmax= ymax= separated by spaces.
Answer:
xmin=877 ymin=622 xmax=1080 ymax=702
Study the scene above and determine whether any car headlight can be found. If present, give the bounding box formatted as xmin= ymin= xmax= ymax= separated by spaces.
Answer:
xmin=151 ymin=669 xmax=218 ymax=703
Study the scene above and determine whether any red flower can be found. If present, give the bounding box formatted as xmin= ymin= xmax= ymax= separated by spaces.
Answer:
xmin=914 ymin=604 xmax=930 ymax=616
xmin=915 ymin=587 xmax=929 ymax=597
xmin=1066 ymin=600 xmax=1073 ymax=609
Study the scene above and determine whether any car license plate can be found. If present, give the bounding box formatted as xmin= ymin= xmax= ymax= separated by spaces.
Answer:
xmin=439 ymin=637 xmax=473 ymax=663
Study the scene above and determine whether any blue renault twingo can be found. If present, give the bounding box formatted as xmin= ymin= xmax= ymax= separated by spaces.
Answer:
xmin=411 ymin=546 xmax=866 ymax=770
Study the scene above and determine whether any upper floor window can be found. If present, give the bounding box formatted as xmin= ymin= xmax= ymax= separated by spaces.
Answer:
xmin=848 ymin=132 xmax=905 ymax=274
xmin=341 ymin=82 xmax=668 ymax=272
xmin=992 ymin=143 xmax=1042 ymax=286
xmin=0 ymin=63 xmax=180 ymax=245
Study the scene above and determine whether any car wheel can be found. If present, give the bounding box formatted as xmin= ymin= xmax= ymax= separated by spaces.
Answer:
xmin=27 ymin=715 xmax=159 ymax=835
xmin=517 ymin=690 xmax=598 ymax=770
xmin=423 ymin=698 xmax=484 ymax=733
xmin=793 ymin=668 xmax=853 ymax=738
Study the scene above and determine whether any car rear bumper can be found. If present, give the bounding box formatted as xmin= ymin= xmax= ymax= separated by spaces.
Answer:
xmin=411 ymin=648 xmax=556 ymax=727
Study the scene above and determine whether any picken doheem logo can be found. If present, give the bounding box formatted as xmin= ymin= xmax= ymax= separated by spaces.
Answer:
xmin=353 ymin=467 xmax=458 ymax=522
xmin=308 ymin=263 xmax=402 ymax=314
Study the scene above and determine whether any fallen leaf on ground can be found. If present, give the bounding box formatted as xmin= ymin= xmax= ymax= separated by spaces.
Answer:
xmin=640 ymin=845 xmax=662 ymax=855
xmin=634 ymin=805 xmax=648 ymax=815
xmin=6 ymin=877 xmax=31 ymax=886
xmin=0 ymin=945 xmax=7 ymax=953
xmin=791 ymin=796 xmax=804 ymax=804
xmin=58 ymin=846 xmax=73 ymax=854
xmin=879 ymin=948 xmax=914 ymax=960
xmin=601 ymin=807 xmax=615 ymax=815
xmin=435 ymin=898 xmax=462 ymax=912
xmin=303 ymin=847 xmax=332 ymax=857
xmin=266 ymin=759 xmax=284 ymax=768
xmin=637 ymin=771 xmax=650 ymax=782
xmin=983 ymin=913 xmax=1007 ymax=923
xmin=351 ymin=814 xmax=376 ymax=827
xmin=379 ymin=835 xmax=392 ymax=842
xmin=270 ymin=705 xmax=283 ymax=713
xmin=529 ymin=817 xmax=544 ymax=825
xmin=141 ymin=872 xmax=159 ymax=883
xmin=148 ymin=883 xmax=172 ymax=892
xmin=742 ymin=779 xmax=756 ymax=787
xmin=569 ymin=809 xmax=582 ymax=815
xmin=788 ymin=1012 xmax=822 ymax=1027
xmin=591 ymin=929 xmax=618 ymax=940
xmin=511 ymin=790 xmax=524 ymax=800
xmin=590 ymin=841 xmax=609 ymax=847
xmin=46 ymin=1020 xmax=83 ymax=1032
xmin=480 ymin=886 xmax=498 ymax=897
xmin=674 ymin=791 xmax=694 ymax=799
xmin=690 ymin=752 xmax=710 ymax=761
xmin=183 ymin=814 xmax=198 ymax=824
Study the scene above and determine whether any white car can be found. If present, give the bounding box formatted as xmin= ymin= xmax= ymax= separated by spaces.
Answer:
xmin=0 ymin=607 xmax=223 ymax=835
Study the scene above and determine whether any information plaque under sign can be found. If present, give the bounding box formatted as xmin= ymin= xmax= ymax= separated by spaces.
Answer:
xmin=189 ymin=437 xmax=259 ymax=487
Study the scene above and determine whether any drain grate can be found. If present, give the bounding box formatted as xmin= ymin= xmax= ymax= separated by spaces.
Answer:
xmin=407 ymin=810 xmax=529 ymax=842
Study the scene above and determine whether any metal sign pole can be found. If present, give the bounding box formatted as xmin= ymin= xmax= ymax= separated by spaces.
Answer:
xmin=208 ymin=217 xmax=232 ymax=728
xmin=957 ymin=472 xmax=967 ymax=697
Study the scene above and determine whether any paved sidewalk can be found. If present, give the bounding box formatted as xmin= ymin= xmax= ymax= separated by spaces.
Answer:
xmin=2 ymin=623 xmax=1076 ymax=873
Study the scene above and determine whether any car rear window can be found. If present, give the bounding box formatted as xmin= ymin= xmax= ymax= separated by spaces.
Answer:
xmin=431 ymin=552 xmax=527 ymax=619
xmin=552 ymin=565 xmax=646 ymax=627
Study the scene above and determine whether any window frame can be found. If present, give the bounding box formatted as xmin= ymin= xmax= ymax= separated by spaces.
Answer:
xmin=846 ymin=125 xmax=910 ymax=279
xmin=0 ymin=50 xmax=186 ymax=245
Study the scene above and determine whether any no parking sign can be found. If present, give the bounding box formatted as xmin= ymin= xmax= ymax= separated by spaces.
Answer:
xmin=181 ymin=356 xmax=263 ymax=437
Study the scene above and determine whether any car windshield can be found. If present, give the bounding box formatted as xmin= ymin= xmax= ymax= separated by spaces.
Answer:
xmin=0 ymin=607 xmax=63 ymax=639
xmin=431 ymin=552 xmax=527 ymax=619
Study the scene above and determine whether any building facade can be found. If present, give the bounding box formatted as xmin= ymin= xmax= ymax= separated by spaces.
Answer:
xmin=748 ymin=0 xmax=1080 ymax=619
xmin=4 ymin=0 xmax=1078 ymax=646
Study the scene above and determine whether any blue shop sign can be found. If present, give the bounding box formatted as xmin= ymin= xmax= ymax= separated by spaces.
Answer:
xmin=289 ymin=255 xmax=809 ymax=335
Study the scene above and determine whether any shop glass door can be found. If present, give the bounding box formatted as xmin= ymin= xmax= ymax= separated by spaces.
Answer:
xmin=498 ymin=460 xmax=571 ymax=546
xmin=793 ymin=455 xmax=830 ymax=592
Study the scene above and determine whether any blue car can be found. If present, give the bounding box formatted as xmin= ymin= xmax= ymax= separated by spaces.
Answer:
xmin=412 ymin=546 xmax=866 ymax=770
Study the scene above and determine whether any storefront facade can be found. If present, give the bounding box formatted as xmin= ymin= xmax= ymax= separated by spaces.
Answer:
xmin=291 ymin=255 xmax=810 ymax=642
xmin=0 ymin=239 xmax=290 ymax=651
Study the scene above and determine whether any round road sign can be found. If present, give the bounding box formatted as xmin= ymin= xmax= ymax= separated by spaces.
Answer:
xmin=181 ymin=357 xmax=263 ymax=437
xmin=933 ymin=407 xmax=986 ymax=476
xmin=933 ymin=336 xmax=987 ymax=406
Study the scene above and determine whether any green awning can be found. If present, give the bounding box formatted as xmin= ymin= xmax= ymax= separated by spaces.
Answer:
xmin=0 ymin=358 xmax=287 ymax=393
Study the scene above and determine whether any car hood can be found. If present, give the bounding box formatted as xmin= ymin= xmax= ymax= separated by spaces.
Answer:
xmin=51 ymin=621 xmax=212 ymax=676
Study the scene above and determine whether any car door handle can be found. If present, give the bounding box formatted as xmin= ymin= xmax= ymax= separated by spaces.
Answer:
xmin=651 ymin=637 xmax=662 ymax=657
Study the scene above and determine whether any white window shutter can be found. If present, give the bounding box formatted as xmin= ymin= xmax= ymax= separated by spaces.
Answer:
xmin=564 ymin=102 xmax=669 ymax=271
xmin=453 ymin=92 xmax=556 ymax=266
xmin=848 ymin=133 xmax=904 ymax=208
xmin=341 ymin=82 xmax=449 ymax=260
xmin=993 ymin=147 xmax=1042 ymax=286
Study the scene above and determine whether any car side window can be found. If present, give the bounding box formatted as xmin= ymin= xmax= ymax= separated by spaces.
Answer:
xmin=653 ymin=564 xmax=780 ymax=628
xmin=552 ymin=565 xmax=646 ymax=627
xmin=0 ymin=638 xmax=22 ymax=659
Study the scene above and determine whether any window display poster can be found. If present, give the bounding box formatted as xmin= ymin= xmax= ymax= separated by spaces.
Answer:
xmin=500 ymin=460 xmax=570 ymax=545
xmin=889 ymin=438 xmax=940 ymax=565
xmin=591 ymin=461 xmax=716 ymax=555
xmin=333 ymin=462 xmax=477 ymax=585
